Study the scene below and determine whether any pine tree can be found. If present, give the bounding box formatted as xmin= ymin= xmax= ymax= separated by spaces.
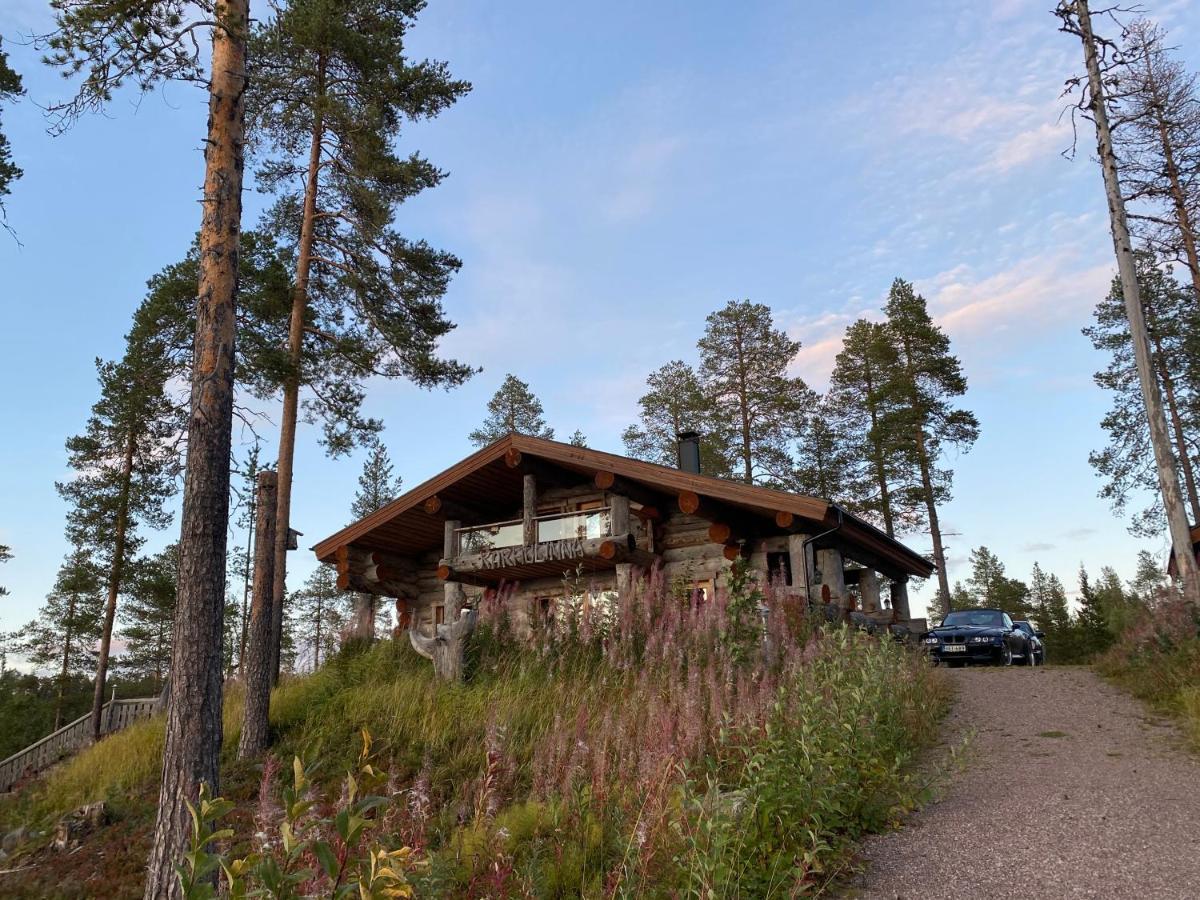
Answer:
xmin=118 ymin=546 xmax=178 ymax=689
xmin=1084 ymin=255 xmax=1200 ymax=533
xmin=622 ymin=361 xmax=733 ymax=476
xmin=1114 ymin=19 xmax=1200 ymax=307
xmin=885 ymin=279 xmax=980 ymax=614
xmin=789 ymin=395 xmax=859 ymax=502
xmin=827 ymin=319 xmax=924 ymax=537
xmin=231 ymin=444 xmax=265 ymax=670
xmin=348 ymin=444 xmax=404 ymax=638
xmin=14 ymin=548 xmax=104 ymax=729
xmin=0 ymin=543 xmax=11 ymax=597
xmin=59 ymin=306 xmax=183 ymax=743
xmin=568 ymin=430 xmax=588 ymax=448
xmin=1128 ymin=549 xmax=1168 ymax=604
xmin=697 ymin=300 xmax=813 ymax=485
xmin=247 ymin=0 xmax=474 ymax=685
xmin=290 ymin=565 xmax=346 ymax=670
xmin=469 ymin=374 xmax=554 ymax=446
xmin=963 ymin=546 xmax=1032 ymax=619
xmin=45 ymin=0 xmax=255 ymax=885
xmin=1058 ymin=0 xmax=1200 ymax=603
xmin=0 ymin=37 xmax=23 ymax=224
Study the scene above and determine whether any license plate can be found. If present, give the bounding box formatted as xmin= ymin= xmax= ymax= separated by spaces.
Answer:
xmin=942 ymin=644 xmax=966 ymax=653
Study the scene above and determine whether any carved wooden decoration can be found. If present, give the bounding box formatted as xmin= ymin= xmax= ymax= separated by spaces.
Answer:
xmin=408 ymin=604 xmax=477 ymax=682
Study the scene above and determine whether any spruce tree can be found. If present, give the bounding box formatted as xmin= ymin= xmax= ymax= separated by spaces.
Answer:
xmin=828 ymin=319 xmax=924 ymax=537
xmin=1076 ymin=565 xmax=1114 ymax=656
xmin=59 ymin=308 xmax=183 ymax=743
xmin=14 ymin=548 xmax=104 ymax=729
xmin=247 ymin=0 xmax=474 ymax=684
xmin=1085 ymin=255 xmax=1200 ymax=533
xmin=0 ymin=37 xmax=23 ymax=224
xmin=348 ymin=444 xmax=404 ymax=638
xmin=698 ymin=300 xmax=813 ymax=485
xmin=569 ymin=430 xmax=588 ymax=448
xmin=885 ymin=279 xmax=980 ymax=614
xmin=118 ymin=546 xmax=178 ymax=689
xmin=469 ymin=374 xmax=554 ymax=446
xmin=622 ymin=360 xmax=732 ymax=476
xmin=290 ymin=565 xmax=345 ymax=670
xmin=45 ymin=0 xmax=254 ymax=885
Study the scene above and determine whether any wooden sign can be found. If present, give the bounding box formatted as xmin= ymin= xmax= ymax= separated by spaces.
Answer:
xmin=478 ymin=537 xmax=586 ymax=569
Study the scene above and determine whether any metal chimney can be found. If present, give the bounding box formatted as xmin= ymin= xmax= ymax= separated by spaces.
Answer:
xmin=677 ymin=431 xmax=701 ymax=474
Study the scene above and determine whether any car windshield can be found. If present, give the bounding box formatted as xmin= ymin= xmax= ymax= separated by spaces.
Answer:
xmin=941 ymin=610 xmax=1005 ymax=628
xmin=1014 ymin=621 xmax=1033 ymax=634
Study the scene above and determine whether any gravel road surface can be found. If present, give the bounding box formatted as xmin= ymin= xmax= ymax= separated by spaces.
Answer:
xmin=849 ymin=666 xmax=1200 ymax=899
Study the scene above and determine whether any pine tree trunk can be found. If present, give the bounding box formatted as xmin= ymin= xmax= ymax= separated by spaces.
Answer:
xmin=238 ymin=501 xmax=254 ymax=671
xmin=1145 ymin=297 xmax=1200 ymax=523
xmin=143 ymin=1 xmax=248 ymax=895
xmin=314 ymin=591 xmax=322 ymax=670
xmin=269 ymin=57 xmax=326 ymax=686
xmin=862 ymin=361 xmax=895 ymax=537
xmin=55 ymin=594 xmax=77 ymax=732
xmin=1073 ymin=0 xmax=1200 ymax=601
xmin=1141 ymin=42 xmax=1200 ymax=311
xmin=914 ymin=425 xmax=951 ymax=615
xmin=91 ymin=433 xmax=135 ymax=744
xmin=238 ymin=471 xmax=277 ymax=759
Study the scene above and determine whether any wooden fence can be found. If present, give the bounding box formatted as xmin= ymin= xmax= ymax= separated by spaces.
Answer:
xmin=0 ymin=695 xmax=161 ymax=793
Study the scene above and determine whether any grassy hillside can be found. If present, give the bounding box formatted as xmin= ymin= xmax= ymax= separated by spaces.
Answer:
xmin=1095 ymin=596 xmax=1200 ymax=750
xmin=0 ymin=572 xmax=950 ymax=898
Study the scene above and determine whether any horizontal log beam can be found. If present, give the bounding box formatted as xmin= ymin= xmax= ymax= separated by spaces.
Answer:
xmin=338 ymin=571 xmax=419 ymax=598
xmin=435 ymin=565 xmax=495 ymax=588
xmin=442 ymin=533 xmax=651 ymax=575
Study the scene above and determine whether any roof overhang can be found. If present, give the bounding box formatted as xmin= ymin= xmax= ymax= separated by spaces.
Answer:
xmin=312 ymin=434 xmax=935 ymax=581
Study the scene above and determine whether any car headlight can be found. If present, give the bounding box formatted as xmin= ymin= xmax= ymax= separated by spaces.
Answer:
xmin=969 ymin=635 xmax=991 ymax=643
xmin=923 ymin=637 xmax=939 ymax=644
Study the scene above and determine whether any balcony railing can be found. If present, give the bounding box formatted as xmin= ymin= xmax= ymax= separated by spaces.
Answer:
xmin=455 ymin=507 xmax=613 ymax=556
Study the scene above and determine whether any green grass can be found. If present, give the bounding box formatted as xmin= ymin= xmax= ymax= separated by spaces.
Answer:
xmin=1095 ymin=604 xmax=1200 ymax=752
xmin=0 ymin=597 xmax=953 ymax=897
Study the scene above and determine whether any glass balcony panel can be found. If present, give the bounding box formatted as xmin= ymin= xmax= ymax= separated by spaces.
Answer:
xmin=537 ymin=508 xmax=612 ymax=542
xmin=458 ymin=520 xmax=523 ymax=554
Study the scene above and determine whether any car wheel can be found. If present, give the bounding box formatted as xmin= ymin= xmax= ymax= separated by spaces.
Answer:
xmin=1026 ymin=644 xmax=1037 ymax=666
xmin=1000 ymin=645 xmax=1013 ymax=666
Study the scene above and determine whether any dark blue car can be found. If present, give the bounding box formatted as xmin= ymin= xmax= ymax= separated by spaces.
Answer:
xmin=921 ymin=608 xmax=1037 ymax=667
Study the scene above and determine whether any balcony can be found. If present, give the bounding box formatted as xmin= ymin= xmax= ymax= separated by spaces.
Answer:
xmin=456 ymin=508 xmax=613 ymax=555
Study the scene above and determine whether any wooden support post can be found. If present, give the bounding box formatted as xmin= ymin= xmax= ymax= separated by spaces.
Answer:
xmin=890 ymin=579 xmax=911 ymax=621
xmin=609 ymin=493 xmax=631 ymax=536
xmin=239 ymin=471 xmax=278 ymax=759
xmin=444 ymin=519 xmax=461 ymax=561
xmin=817 ymin=547 xmax=847 ymax=608
xmin=523 ymin=474 xmax=538 ymax=546
xmin=859 ymin=569 xmax=881 ymax=614
xmin=615 ymin=562 xmax=633 ymax=601
xmin=787 ymin=533 xmax=814 ymax=600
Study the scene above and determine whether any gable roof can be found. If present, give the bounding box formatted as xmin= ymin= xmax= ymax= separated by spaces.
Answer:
xmin=312 ymin=433 xmax=934 ymax=580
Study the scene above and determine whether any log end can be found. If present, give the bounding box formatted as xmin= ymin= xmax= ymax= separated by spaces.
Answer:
xmin=504 ymin=448 xmax=523 ymax=468
xmin=436 ymin=564 xmax=452 ymax=581
xmin=594 ymin=470 xmax=616 ymax=490
xmin=722 ymin=543 xmax=742 ymax=562
xmin=707 ymin=522 xmax=732 ymax=544
xmin=678 ymin=490 xmax=701 ymax=515
xmin=423 ymin=495 xmax=443 ymax=515
xmin=336 ymin=571 xmax=351 ymax=591
xmin=598 ymin=540 xmax=618 ymax=560
xmin=775 ymin=510 xmax=795 ymax=529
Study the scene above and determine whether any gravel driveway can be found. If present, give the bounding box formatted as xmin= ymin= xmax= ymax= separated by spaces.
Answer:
xmin=848 ymin=666 xmax=1200 ymax=899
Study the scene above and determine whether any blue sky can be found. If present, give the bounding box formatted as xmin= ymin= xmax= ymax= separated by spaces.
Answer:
xmin=2 ymin=0 xmax=1195 ymax=632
